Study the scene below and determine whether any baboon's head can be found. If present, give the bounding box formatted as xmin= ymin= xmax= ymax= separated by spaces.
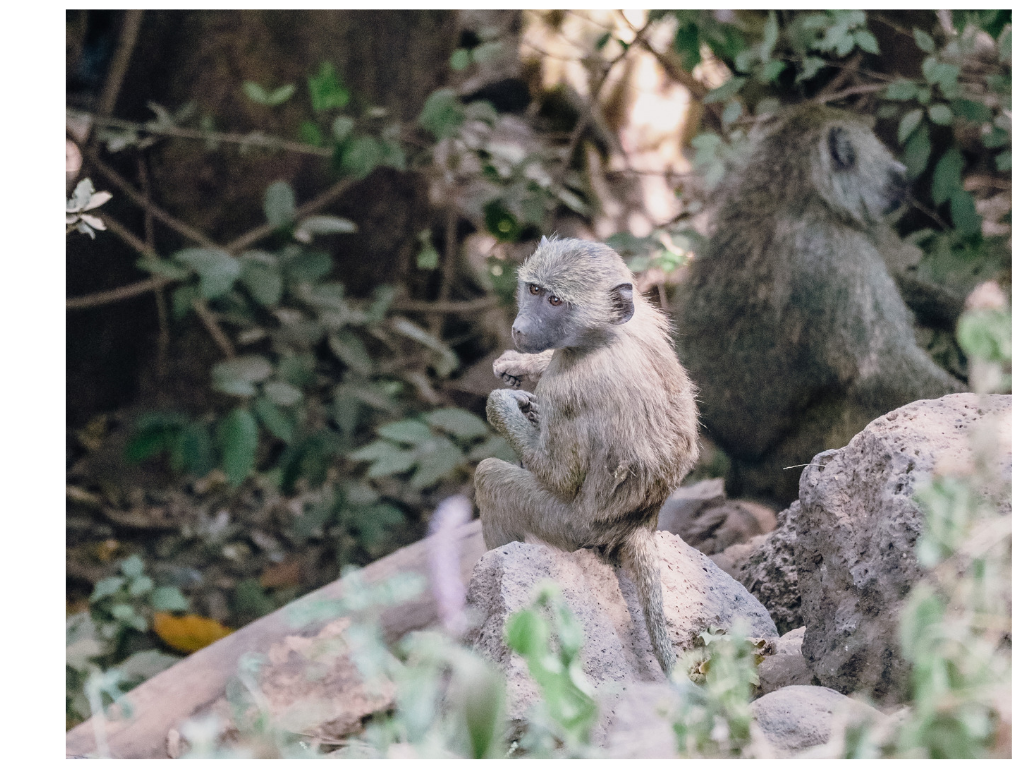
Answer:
xmin=752 ymin=106 xmax=908 ymax=228
xmin=512 ymin=237 xmax=635 ymax=353
xmin=807 ymin=110 xmax=908 ymax=225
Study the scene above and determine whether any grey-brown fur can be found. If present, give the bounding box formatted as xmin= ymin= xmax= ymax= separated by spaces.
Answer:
xmin=674 ymin=104 xmax=964 ymax=503
xmin=475 ymin=237 xmax=700 ymax=675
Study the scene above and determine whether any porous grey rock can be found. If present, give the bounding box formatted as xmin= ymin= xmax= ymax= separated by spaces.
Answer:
xmin=659 ymin=479 xmax=776 ymax=555
xmin=751 ymin=685 xmax=880 ymax=755
xmin=738 ymin=499 xmax=804 ymax=634
xmin=465 ymin=531 xmax=778 ymax=721
xmin=656 ymin=478 xmax=726 ymax=537
xmin=797 ymin=393 xmax=1010 ymax=701
xmin=710 ymin=532 xmax=769 ymax=580
xmin=755 ymin=626 xmax=814 ymax=696
xmin=599 ymin=682 xmax=679 ymax=758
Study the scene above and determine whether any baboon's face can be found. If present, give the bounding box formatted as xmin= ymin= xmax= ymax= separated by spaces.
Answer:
xmin=820 ymin=123 xmax=909 ymax=223
xmin=512 ymin=280 xmax=573 ymax=353
xmin=512 ymin=278 xmax=635 ymax=353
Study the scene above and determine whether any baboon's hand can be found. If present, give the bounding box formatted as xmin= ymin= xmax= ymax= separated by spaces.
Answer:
xmin=493 ymin=349 xmax=553 ymax=389
xmin=510 ymin=389 xmax=540 ymax=426
xmin=493 ymin=350 xmax=528 ymax=389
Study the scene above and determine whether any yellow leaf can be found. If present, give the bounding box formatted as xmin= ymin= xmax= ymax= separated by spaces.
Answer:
xmin=153 ymin=612 xmax=232 ymax=653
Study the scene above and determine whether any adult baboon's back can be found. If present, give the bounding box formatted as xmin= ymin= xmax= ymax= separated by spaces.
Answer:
xmin=675 ymin=104 xmax=963 ymax=502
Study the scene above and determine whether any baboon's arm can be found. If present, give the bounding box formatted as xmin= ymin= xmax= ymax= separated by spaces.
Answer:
xmin=493 ymin=349 xmax=554 ymax=389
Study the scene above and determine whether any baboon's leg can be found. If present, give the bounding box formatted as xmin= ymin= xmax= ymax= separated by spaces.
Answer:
xmin=474 ymin=458 xmax=581 ymax=551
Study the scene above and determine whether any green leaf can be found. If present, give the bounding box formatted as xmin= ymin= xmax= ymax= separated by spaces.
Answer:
xmin=332 ymin=115 xmax=356 ymax=143
xmin=505 ymin=610 xmax=547 ymax=657
xmin=265 ymin=83 xmax=296 ymax=106
xmin=135 ymin=258 xmax=191 ymax=280
xmin=263 ymin=380 xmax=303 ymax=407
xmin=673 ymin=23 xmax=702 ymax=71
xmin=912 ymin=28 xmax=935 ymax=53
xmin=299 ymin=120 xmax=323 ymax=147
xmin=111 ymin=604 xmax=147 ymax=632
xmin=703 ymin=76 xmax=747 ymax=104
xmin=174 ymin=422 xmax=215 ymax=476
xmin=721 ymin=100 xmax=742 ymax=126
xmin=931 ymin=147 xmax=964 ymax=206
xmin=982 ymin=127 xmax=1009 ymax=149
xmin=254 ymin=396 xmax=295 ymax=442
xmin=294 ymin=214 xmax=357 ymax=244
xmin=242 ymin=81 xmax=269 ymax=104
xmin=340 ymin=135 xmax=384 ymax=180
xmin=349 ymin=439 xmax=398 ymax=462
xmin=128 ymin=575 xmax=154 ymax=597
xmin=467 ymin=434 xmax=517 ymax=463
xmin=91 ymin=576 xmax=126 ymax=602
xmin=903 ymin=124 xmax=931 ymax=178
xmin=365 ymin=448 xmax=418 ymax=479
xmin=409 ymin=437 xmax=465 ymax=488
xmin=115 ymin=650 xmax=179 ymax=682
xmin=995 ymin=151 xmax=1011 ymax=172
xmin=120 ymin=554 xmax=146 ymax=579
xmin=240 ymin=256 xmax=283 ymax=307
xmin=424 ymin=408 xmax=490 ymax=439
xmin=308 ymin=61 xmax=350 ymax=112
xmin=417 ymin=88 xmax=464 ymax=139
xmin=217 ymin=408 xmax=259 ymax=487
xmin=173 ymin=248 xmax=241 ymax=299
xmin=854 ymin=29 xmax=879 ymax=54
xmin=390 ymin=317 xmax=459 ymax=377
xmin=353 ymin=503 xmax=405 ymax=555
xmin=757 ymin=60 xmax=785 ymax=84
xmin=328 ymin=331 xmax=374 ymax=375
xmin=797 ymin=56 xmax=827 ymax=82
xmin=922 ymin=59 xmax=960 ymax=98
xmin=172 ymin=285 xmax=200 ymax=320
xmin=150 ymin=586 xmax=190 ymax=612
xmin=949 ymin=189 xmax=981 ymax=236
xmin=212 ymin=355 xmax=273 ymax=397
xmin=285 ymin=250 xmax=333 ymax=283
xmin=898 ymin=109 xmax=924 ymax=144
xmin=450 ymin=48 xmax=471 ymax=71
xmin=927 ymin=104 xmax=953 ymax=126
xmin=885 ymin=79 xmax=919 ymax=101
xmin=377 ymin=419 xmax=434 ymax=445
xmin=264 ymin=181 xmax=296 ymax=229
xmin=950 ymin=98 xmax=990 ymax=123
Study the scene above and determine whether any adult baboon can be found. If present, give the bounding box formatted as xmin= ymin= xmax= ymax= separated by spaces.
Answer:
xmin=675 ymin=104 xmax=964 ymax=503
xmin=475 ymin=236 xmax=700 ymax=675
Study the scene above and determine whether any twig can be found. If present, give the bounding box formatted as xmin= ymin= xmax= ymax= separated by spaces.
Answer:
xmin=544 ymin=17 xmax=649 ymax=231
xmin=71 ymin=108 xmax=333 ymax=159
xmin=224 ymin=176 xmax=356 ymax=253
xmin=91 ymin=10 xmax=144 ymax=142
xmin=815 ymin=52 xmax=863 ymax=102
xmin=429 ymin=205 xmax=460 ymax=337
xmin=816 ymin=82 xmax=887 ymax=103
xmin=139 ymin=155 xmax=170 ymax=377
xmin=391 ymin=296 xmax=499 ymax=314
xmin=88 ymin=151 xmax=216 ymax=247
xmin=69 ymin=214 xmax=235 ymax=358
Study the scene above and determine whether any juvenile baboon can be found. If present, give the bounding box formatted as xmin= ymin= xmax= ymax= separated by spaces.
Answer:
xmin=675 ymin=104 xmax=964 ymax=503
xmin=475 ymin=236 xmax=700 ymax=675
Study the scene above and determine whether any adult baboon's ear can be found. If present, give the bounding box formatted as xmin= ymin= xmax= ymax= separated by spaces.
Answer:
xmin=610 ymin=283 xmax=635 ymax=324
xmin=828 ymin=126 xmax=857 ymax=171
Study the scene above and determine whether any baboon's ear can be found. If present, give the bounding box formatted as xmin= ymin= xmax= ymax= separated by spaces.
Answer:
xmin=828 ymin=126 xmax=857 ymax=171
xmin=540 ymin=235 xmax=550 ymax=247
xmin=610 ymin=283 xmax=635 ymax=324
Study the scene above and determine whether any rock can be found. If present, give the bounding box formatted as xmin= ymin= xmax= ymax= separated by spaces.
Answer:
xmin=799 ymin=394 xmax=1010 ymax=701
xmin=751 ymin=685 xmax=880 ymax=755
xmin=710 ymin=532 xmax=768 ymax=580
xmin=599 ymin=682 xmax=679 ymax=758
xmin=738 ymin=500 xmax=803 ymax=634
xmin=656 ymin=478 xmax=725 ymax=537
xmin=755 ymin=627 xmax=814 ymax=696
xmin=659 ymin=478 xmax=776 ymax=555
xmin=465 ymin=532 xmax=778 ymax=721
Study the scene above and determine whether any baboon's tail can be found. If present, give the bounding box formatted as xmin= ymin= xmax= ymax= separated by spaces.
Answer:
xmin=621 ymin=527 xmax=675 ymax=675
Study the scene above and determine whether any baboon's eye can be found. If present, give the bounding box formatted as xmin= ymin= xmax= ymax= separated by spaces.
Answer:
xmin=528 ymin=284 xmax=541 ymax=295
xmin=548 ymin=295 xmax=562 ymax=306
